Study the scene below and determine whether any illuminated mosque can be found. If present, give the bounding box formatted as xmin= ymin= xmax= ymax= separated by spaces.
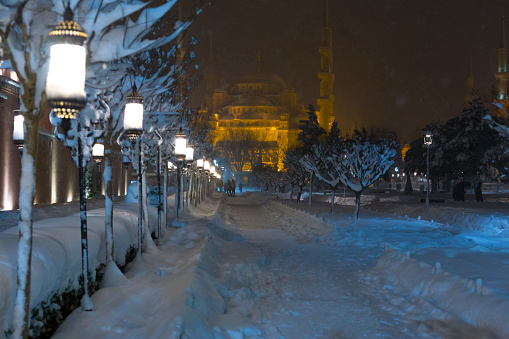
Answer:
xmin=201 ymin=5 xmax=335 ymax=174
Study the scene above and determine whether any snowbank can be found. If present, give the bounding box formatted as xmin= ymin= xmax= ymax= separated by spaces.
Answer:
xmin=366 ymin=245 xmax=509 ymax=337
xmin=53 ymin=194 xmax=266 ymax=338
xmin=0 ymin=203 xmax=157 ymax=336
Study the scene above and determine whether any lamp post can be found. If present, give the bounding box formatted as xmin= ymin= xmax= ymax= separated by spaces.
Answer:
xmin=46 ymin=5 xmax=91 ymax=311
xmin=184 ymin=145 xmax=194 ymax=212
xmin=123 ymin=86 xmax=144 ymax=255
xmin=13 ymin=114 xmax=24 ymax=154
xmin=196 ymin=158 xmax=204 ymax=206
xmin=174 ymin=129 xmax=187 ymax=218
xmin=423 ymin=130 xmax=433 ymax=209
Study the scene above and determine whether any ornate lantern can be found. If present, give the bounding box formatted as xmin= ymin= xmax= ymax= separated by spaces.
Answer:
xmin=185 ymin=145 xmax=194 ymax=163
xmin=124 ymin=85 xmax=144 ymax=140
xmin=196 ymin=158 xmax=204 ymax=169
xmin=174 ymin=130 xmax=187 ymax=162
xmin=203 ymin=160 xmax=211 ymax=172
xmin=423 ymin=130 xmax=433 ymax=146
xmin=46 ymin=6 xmax=88 ymax=119
xmin=13 ymin=113 xmax=24 ymax=152
xmin=92 ymin=143 xmax=104 ymax=163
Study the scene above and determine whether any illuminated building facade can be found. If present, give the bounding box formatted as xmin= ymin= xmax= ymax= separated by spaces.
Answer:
xmin=0 ymin=62 xmax=129 ymax=210
xmin=203 ymin=4 xmax=335 ymax=176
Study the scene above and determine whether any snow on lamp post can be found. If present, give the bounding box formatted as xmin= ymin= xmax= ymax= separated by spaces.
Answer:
xmin=123 ymin=86 xmax=144 ymax=256
xmin=46 ymin=6 xmax=92 ymax=311
xmin=13 ymin=114 xmax=24 ymax=153
xmin=423 ymin=130 xmax=433 ymax=209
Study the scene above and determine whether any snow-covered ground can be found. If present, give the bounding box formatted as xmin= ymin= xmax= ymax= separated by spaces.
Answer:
xmin=2 ymin=190 xmax=509 ymax=337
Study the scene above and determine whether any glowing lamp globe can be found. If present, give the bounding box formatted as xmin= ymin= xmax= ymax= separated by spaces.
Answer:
xmin=197 ymin=158 xmax=204 ymax=169
xmin=124 ymin=87 xmax=144 ymax=140
xmin=174 ymin=130 xmax=187 ymax=161
xmin=203 ymin=160 xmax=211 ymax=172
xmin=46 ymin=6 xmax=88 ymax=119
xmin=13 ymin=114 xmax=24 ymax=152
xmin=185 ymin=145 xmax=194 ymax=162
xmin=92 ymin=143 xmax=104 ymax=162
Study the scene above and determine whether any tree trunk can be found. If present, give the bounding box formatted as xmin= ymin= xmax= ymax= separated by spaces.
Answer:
xmin=174 ymin=166 xmax=180 ymax=219
xmin=13 ymin=118 xmax=39 ymax=338
xmin=331 ymin=189 xmax=335 ymax=213
xmin=354 ymin=191 xmax=362 ymax=220
xmin=404 ymin=171 xmax=413 ymax=194
xmin=290 ymin=186 xmax=294 ymax=201
xmin=163 ymin=167 xmax=167 ymax=232
xmin=103 ymin=143 xmax=114 ymax=263
xmin=308 ymin=172 xmax=313 ymax=207
xmin=142 ymin=170 xmax=149 ymax=237
xmin=156 ymin=146 xmax=161 ymax=239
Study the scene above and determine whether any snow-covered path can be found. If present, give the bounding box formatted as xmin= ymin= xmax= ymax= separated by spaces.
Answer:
xmin=217 ymin=193 xmax=508 ymax=338
xmin=50 ymin=192 xmax=509 ymax=338
xmin=217 ymin=194 xmax=421 ymax=338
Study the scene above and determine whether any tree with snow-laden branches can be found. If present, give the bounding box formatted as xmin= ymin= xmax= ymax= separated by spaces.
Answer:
xmin=283 ymin=147 xmax=311 ymax=202
xmin=301 ymin=121 xmax=343 ymax=213
xmin=0 ymin=1 xmax=201 ymax=336
xmin=327 ymin=131 xmax=397 ymax=220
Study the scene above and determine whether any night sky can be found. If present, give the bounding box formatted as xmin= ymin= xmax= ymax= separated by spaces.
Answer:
xmin=187 ymin=0 xmax=509 ymax=143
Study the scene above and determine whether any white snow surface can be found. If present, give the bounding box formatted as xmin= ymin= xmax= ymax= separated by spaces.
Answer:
xmin=2 ymin=191 xmax=509 ymax=337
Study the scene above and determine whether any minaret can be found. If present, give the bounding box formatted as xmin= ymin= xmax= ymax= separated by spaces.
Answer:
xmin=317 ymin=0 xmax=335 ymax=132
xmin=465 ymin=52 xmax=474 ymax=106
xmin=495 ymin=16 xmax=509 ymax=100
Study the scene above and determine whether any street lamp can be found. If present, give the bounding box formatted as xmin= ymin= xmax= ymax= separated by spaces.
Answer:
xmin=423 ymin=130 xmax=433 ymax=209
xmin=173 ymin=130 xmax=187 ymax=218
xmin=13 ymin=114 xmax=24 ymax=153
xmin=46 ymin=6 xmax=87 ymax=119
xmin=184 ymin=145 xmax=194 ymax=212
xmin=92 ymin=143 xmax=104 ymax=165
xmin=46 ymin=5 xmax=91 ymax=311
xmin=123 ymin=86 xmax=144 ymax=256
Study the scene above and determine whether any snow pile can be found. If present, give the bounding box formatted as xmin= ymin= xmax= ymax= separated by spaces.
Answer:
xmin=54 ymin=195 xmax=267 ymax=338
xmin=0 ymin=203 xmax=157 ymax=336
xmin=365 ymin=245 xmax=509 ymax=337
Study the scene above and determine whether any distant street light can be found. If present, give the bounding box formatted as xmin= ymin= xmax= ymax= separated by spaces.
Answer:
xmin=423 ymin=130 xmax=433 ymax=209
xmin=46 ymin=5 xmax=91 ymax=311
xmin=92 ymin=143 xmax=104 ymax=167
xmin=13 ymin=113 xmax=24 ymax=153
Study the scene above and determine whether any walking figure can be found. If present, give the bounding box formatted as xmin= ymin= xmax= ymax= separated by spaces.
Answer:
xmin=225 ymin=180 xmax=232 ymax=197
xmin=231 ymin=179 xmax=236 ymax=197
xmin=239 ymin=183 xmax=243 ymax=193
xmin=475 ymin=181 xmax=483 ymax=202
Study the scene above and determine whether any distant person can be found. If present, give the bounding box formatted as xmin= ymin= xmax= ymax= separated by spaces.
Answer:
xmin=475 ymin=181 xmax=483 ymax=202
xmin=231 ymin=179 xmax=236 ymax=197
xmin=453 ymin=181 xmax=469 ymax=202
xmin=225 ymin=180 xmax=231 ymax=196
xmin=239 ymin=183 xmax=243 ymax=192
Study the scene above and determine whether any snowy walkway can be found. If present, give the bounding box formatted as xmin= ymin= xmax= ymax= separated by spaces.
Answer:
xmin=50 ymin=192 xmax=509 ymax=338
xmin=217 ymin=194 xmax=418 ymax=338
